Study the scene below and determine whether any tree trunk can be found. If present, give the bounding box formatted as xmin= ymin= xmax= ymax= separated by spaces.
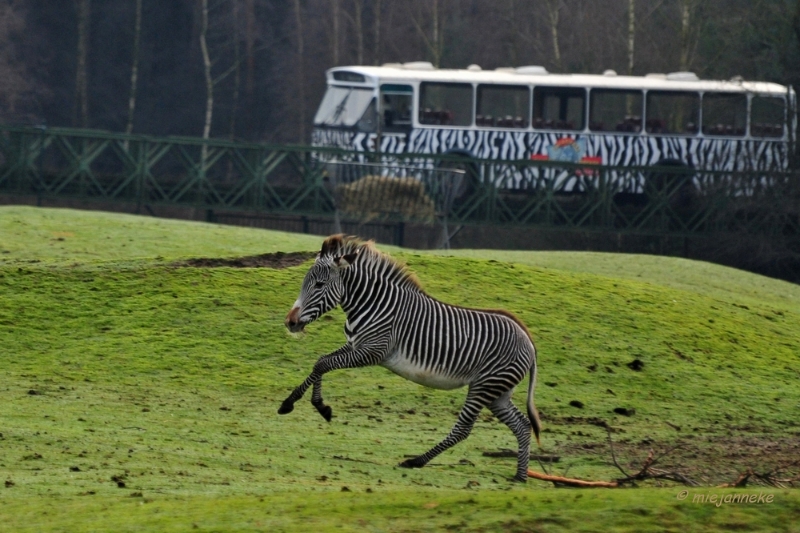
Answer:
xmin=432 ymin=0 xmax=440 ymax=67
xmin=627 ymin=0 xmax=635 ymax=75
xmin=294 ymin=0 xmax=306 ymax=142
xmin=245 ymin=0 xmax=255 ymax=97
xmin=373 ymin=0 xmax=381 ymax=65
xmin=354 ymin=0 xmax=363 ymax=65
xmin=408 ymin=0 xmax=443 ymax=68
xmin=506 ymin=0 xmax=518 ymax=66
xmin=199 ymin=0 xmax=213 ymax=164
xmin=679 ymin=0 xmax=693 ymax=71
xmin=332 ymin=0 xmax=340 ymax=64
xmin=126 ymin=0 xmax=142 ymax=136
xmin=75 ymin=0 xmax=91 ymax=127
xmin=229 ymin=0 xmax=241 ymax=141
xmin=544 ymin=0 xmax=561 ymax=72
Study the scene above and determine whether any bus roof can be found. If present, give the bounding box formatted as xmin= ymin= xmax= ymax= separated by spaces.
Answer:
xmin=328 ymin=64 xmax=792 ymax=96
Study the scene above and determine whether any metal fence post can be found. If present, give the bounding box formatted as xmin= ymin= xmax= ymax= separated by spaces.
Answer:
xmin=36 ymin=124 xmax=47 ymax=206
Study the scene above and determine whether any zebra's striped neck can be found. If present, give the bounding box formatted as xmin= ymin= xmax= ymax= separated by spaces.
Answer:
xmin=318 ymin=234 xmax=423 ymax=317
xmin=340 ymin=247 xmax=421 ymax=317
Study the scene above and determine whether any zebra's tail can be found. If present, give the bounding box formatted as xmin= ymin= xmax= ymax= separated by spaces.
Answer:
xmin=526 ymin=354 xmax=542 ymax=447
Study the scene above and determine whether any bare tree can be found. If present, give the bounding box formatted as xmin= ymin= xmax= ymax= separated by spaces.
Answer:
xmin=9 ymin=0 xmax=800 ymax=146
xmin=197 ymin=0 xmax=244 ymax=144
xmin=409 ymin=0 xmax=444 ymax=67
xmin=331 ymin=0 xmax=340 ymax=64
xmin=245 ymin=0 xmax=255 ymax=97
xmin=75 ymin=0 xmax=91 ymax=127
xmin=678 ymin=0 xmax=701 ymax=71
xmin=200 ymin=0 xmax=213 ymax=149
xmin=125 ymin=0 xmax=142 ymax=135
xmin=354 ymin=0 xmax=363 ymax=65
xmin=0 ymin=0 xmax=33 ymax=120
xmin=229 ymin=0 xmax=241 ymax=140
xmin=506 ymin=1 xmax=547 ymax=69
xmin=543 ymin=0 xmax=562 ymax=71
xmin=373 ymin=0 xmax=381 ymax=65
xmin=340 ymin=0 xmax=364 ymax=65
xmin=504 ymin=0 xmax=520 ymax=66
xmin=627 ymin=0 xmax=635 ymax=74
xmin=294 ymin=0 xmax=306 ymax=142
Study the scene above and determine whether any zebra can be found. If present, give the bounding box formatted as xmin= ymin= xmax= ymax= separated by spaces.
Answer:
xmin=278 ymin=235 xmax=542 ymax=482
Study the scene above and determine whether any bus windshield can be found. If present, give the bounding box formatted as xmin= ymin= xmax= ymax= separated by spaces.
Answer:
xmin=314 ymin=86 xmax=374 ymax=127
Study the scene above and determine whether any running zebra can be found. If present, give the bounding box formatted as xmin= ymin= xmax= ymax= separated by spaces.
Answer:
xmin=279 ymin=235 xmax=542 ymax=482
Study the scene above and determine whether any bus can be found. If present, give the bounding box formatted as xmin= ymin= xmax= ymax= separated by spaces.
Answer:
xmin=311 ymin=62 xmax=796 ymax=188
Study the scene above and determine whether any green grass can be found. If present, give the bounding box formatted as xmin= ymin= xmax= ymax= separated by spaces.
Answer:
xmin=0 ymin=205 xmax=322 ymax=263
xmin=1 ymin=206 xmax=799 ymax=532
xmin=434 ymin=249 xmax=800 ymax=314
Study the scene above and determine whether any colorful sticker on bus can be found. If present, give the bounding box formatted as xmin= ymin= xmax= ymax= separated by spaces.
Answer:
xmin=530 ymin=137 xmax=602 ymax=166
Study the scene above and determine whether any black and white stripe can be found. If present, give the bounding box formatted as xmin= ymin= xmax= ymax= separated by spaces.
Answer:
xmin=280 ymin=235 xmax=541 ymax=482
xmin=312 ymin=127 xmax=789 ymax=171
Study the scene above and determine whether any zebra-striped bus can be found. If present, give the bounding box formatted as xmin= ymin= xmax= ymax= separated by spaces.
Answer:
xmin=312 ymin=62 xmax=796 ymax=175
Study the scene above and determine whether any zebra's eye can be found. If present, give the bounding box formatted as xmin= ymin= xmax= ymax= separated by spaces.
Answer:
xmin=314 ymin=281 xmax=325 ymax=288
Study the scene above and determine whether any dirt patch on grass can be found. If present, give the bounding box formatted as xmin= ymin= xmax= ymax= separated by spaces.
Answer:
xmin=558 ymin=433 xmax=800 ymax=485
xmin=174 ymin=251 xmax=315 ymax=269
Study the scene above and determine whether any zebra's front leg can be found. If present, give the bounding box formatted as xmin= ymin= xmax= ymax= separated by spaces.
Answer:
xmin=277 ymin=373 xmax=316 ymax=415
xmin=399 ymin=390 xmax=485 ymax=470
xmin=310 ymin=379 xmax=332 ymax=421
xmin=276 ymin=374 xmax=331 ymax=421
xmin=278 ymin=343 xmax=385 ymax=421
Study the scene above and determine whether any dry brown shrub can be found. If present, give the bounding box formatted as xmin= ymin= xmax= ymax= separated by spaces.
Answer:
xmin=336 ymin=175 xmax=436 ymax=223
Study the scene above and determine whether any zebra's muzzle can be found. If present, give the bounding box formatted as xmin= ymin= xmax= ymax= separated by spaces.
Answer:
xmin=285 ymin=306 xmax=306 ymax=333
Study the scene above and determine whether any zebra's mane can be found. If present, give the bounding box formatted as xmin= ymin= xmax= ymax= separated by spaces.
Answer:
xmin=319 ymin=234 xmax=533 ymax=341
xmin=319 ymin=235 xmax=422 ymax=290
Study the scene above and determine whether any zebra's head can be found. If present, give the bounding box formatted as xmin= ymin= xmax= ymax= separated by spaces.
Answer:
xmin=285 ymin=235 xmax=361 ymax=333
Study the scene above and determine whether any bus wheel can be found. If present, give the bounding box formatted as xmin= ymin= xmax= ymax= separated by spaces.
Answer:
xmin=436 ymin=156 xmax=478 ymax=206
xmin=646 ymin=159 xmax=696 ymax=209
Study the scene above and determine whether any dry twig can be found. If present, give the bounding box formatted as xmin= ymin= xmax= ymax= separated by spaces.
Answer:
xmin=719 ymin=460 xmax=800 ymax=489
xmin=527 ymin=426 xmax=697 ymax=488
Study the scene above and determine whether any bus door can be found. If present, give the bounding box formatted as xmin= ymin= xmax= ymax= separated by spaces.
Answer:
xmin=379 ymin=84 xmax=414 ymax=148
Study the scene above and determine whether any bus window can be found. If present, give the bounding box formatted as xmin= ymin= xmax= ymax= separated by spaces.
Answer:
xmin=702 ymin=93 xmax=746 ymax=136
xmin=590 ymin=89 xmax=643 ymax=133
xmin=332 ymin=71 xmax=366 ymax=83
xmin=533 ymin=87 xmax=585 ymax=130
xmin=313 ymin=86 xmax=375 ymax=127
xmin=476 ymin=85 xmax=530 ymax=128
xmin=751 ymin=96 xmax=785 ymax=138
xmin=380 ymin=84 xmax=413 ymax=132
xmin=646 ymin=91 xmax=699 ymax=134
xmin=419 ymin=82 xmax=473 ymax=126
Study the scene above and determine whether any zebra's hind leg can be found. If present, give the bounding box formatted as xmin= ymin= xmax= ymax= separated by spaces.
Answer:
xmin=489 ymin=392 xmax=532 ymax=482
xmin=399 ymin=387 xmax=488 ymax=470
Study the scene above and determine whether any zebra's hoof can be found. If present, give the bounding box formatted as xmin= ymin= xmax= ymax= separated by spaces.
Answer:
xmin=277 ymin=400 xmax=294 ymax=415
xmin=315 ymin=403 xmax=333 ymax=422
xmin=399 ymin=457 xmax=426 ymax=469
xmin=512 ymin=474 xmax=528 ymax=483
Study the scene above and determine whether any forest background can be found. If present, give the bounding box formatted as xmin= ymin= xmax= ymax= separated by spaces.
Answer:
xmin=1 ymin=0 xmax=799 ymax=145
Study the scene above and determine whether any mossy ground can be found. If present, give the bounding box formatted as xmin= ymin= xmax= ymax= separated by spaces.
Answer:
xmin=1 ymin=206 xmax=799 ymax=532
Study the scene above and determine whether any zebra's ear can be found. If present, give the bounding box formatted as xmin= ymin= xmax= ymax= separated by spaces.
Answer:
xmin=333 ymin=251 xmax=359 ymax=268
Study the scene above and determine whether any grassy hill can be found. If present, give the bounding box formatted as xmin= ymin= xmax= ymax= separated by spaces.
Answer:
xmin=1 ymin=206 xmax=799 ymax=532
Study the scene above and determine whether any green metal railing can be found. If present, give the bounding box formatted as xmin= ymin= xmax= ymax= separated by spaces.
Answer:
xmin=0 ymin=125 xmax=797 ymax=239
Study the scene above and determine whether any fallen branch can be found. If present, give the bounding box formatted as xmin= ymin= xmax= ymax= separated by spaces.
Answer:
xmin=527 ymin=470 xmax=618 ymax=488
xmin=719 ymin=468 xmax=753 ymax=488
xmin=719 ymin=460 xmax=800 ymax=489
xmin=527 ymin=427 xmax=697 ymax=488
